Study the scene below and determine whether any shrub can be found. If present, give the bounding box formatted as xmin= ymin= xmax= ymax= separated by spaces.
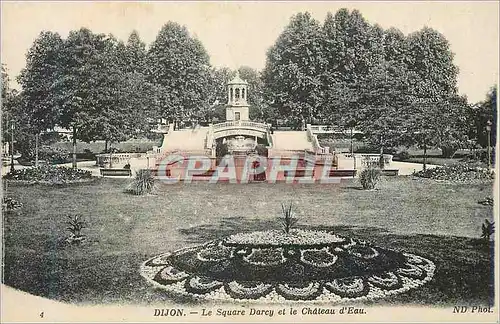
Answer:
xmin=4 ymin=165 xmax=92 ymax=183
xmin=481 ymin=219 xmax=495 ymax=242
xmin=124 ymin=163 xmax=131 ymax=170
xmin=280 ymin=203 xmax=298 ymax=234
xmin=128 ymin=169 xmax=156 ymax=195
xmin=395 ymin=150 xmax=410 ymax=161
xmin=66 ymin=215 xmax=87 ymax=245
xmin=360 ymin=167 xmax=381 ymax=190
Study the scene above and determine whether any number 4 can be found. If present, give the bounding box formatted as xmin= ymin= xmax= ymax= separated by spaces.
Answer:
xmin=40 ymin=312 xmax=44 ymax=318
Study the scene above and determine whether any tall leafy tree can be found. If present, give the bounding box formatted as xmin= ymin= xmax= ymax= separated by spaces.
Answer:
xmin=55 ymin=28 xmax=127 ymax=167
xmin=262 ymin=12 xmax=325 ymax=128
xmin=402 ymin=27 xmax=462 ymax=167
xmin=321 ymin=9 xmax=385 ymax=129
xmin=147 ymin=22 xmax=211 ymax=128
xmin=206 ymin=67 xmax=234 ymax=122
xmin=14 ymin=32 xmax=64 ymax=163
xmin=17 ymin=31 xmax=64 ymax=136
xmin=470 ymin=85 xmax=497 ymax=150
xmin=357 ymin=27 xmax=414 ymax=155
xmin=238 ymin=66 xmax=266 ymax=122
xmin=115 ymin=31 xmax=159 ymax=141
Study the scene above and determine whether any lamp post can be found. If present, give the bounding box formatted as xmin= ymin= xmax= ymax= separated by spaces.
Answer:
xmin=486 ymin=120 xmax=492 ymax=170
xmin=10 ymin=121 xmax=15 ymax=173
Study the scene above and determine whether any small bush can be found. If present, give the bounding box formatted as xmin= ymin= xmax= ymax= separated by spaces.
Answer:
xmin=128 ymin=169 xmax=156 ymax=195
xmin=280 ymin=202 xmax=298 ymax=234
xmin=66 ymin=215 xmax=87 ymax=245
xmin=4 ymin=165 xmax=92 ymax=183
xmin=395 ymin=150 xmax=410 ymax=161
xmin=360 ymin=167 xmax=381 ymax=190
xmin=481 ymin=219 xmax=495 ymax=242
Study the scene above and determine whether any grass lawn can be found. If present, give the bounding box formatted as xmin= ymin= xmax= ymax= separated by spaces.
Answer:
xmin=2 ymin=177 xmax=494 ymax=306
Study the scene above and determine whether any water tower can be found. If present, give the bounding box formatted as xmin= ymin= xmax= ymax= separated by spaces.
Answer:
xmin=226 ymin=71 xmax=249 ymax=121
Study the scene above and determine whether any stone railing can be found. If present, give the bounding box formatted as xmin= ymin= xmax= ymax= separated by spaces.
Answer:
xmin=96 ymin=153 xmax=143 ymax=167
xmin=212 ymin=120 xmax=269 ymax=131
xmin=306 ymin=124 xmax=322 ymax=153
xmin=309 ymin=124 xmax=362 ymax=135
xmin=356 ymin=154 xmax=393 ymax=167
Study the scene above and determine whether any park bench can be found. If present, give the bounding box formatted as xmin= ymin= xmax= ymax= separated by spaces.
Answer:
xmin=100 ymin=168 xmax=132 ymax=177
xmin=381 ymin=169 xmax=399 ymax=176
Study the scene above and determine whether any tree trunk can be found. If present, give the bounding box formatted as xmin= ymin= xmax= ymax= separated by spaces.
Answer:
xmin=379 ymin=135 xmax=384 ymax=169
xmin=72 ymin=126 xmax=77 ymax=169
xmin=423 ymin=141 xmax=427 ymax=172
xmin=104 ymin=140 xmax=108 ymax=153
xmin=35 ymin=133 xmax=39 ymax=167
xmin=109 ymin=142 xmax=113 ymax=169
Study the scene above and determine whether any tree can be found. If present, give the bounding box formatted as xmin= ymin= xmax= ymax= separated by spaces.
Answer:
xmin=262 ymin=12 xmax=325 ymax=128
xmin=238 ymin=66 xmax=266 ymax=122
xmin=402 ymin=27 xmax=461 ymax=169
xmin=147 ymin=22 xmax=211 ymax=128
xmin=2 ymin=64 xmax=13 ymax=144
xmin=321 ymin=10 xmax=385 ymax=129
xmin=55 ymin=28 xmax=128 ymax=167
xmin=206 ymin=67 xmax=234 ymax=123
xmin=15 ymin=32 xmax=64 ymax=163
xmin=114 ymin=31 xmax=160 ymax=142
xmin=472 ymin=85 xmax=497 ymax=149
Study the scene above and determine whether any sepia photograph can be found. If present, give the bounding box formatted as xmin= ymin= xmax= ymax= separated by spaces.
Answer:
xmin=1 ymin=1 xmax=498 ymax=322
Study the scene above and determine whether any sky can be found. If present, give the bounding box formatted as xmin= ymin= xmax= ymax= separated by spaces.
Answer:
xmin=1 ymin=1 xmax=499 ymax=103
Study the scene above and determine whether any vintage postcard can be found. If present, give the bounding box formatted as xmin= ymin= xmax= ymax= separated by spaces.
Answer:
xmin=1 ymin=1 xmax=498 ymax=323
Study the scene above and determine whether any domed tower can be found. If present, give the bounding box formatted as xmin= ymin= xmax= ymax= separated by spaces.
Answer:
xmin=226 ymin=71 xmax=250 ymax=121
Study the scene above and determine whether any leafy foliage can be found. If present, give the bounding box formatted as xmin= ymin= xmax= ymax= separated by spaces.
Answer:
xmin=147 ymin=22 xmax=211 ymax=126
xmin=128 ymin=169 xmax=156 ymax=195
xmin=360 ymin=167 xmax=381 ymax=190
xmin=280 ymin=202 xmax=298 ymax=234
xmin=66 ymin=215 xmax=87 ymax=244
xmin=4 ymin=165 xmax=92 ymax=183
xmin=413 ymin=163 xmax=494 ymax=182
xmin=263 ymin=12 xmax=325 ymax=128
xmin=481 ymin=219 xmax=495 ymax=242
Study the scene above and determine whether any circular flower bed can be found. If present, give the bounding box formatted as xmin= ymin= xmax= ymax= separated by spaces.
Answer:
xmin=141 ymin=230 xmax=435 ymax=303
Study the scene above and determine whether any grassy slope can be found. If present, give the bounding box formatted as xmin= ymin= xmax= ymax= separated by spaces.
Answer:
xmin=2 ymin=177 xmax=494 ymax=306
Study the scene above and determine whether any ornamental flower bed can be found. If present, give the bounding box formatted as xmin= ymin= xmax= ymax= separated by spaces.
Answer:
xmin=141 ymin=229 xmax=435 ymax=303
xmin=413 ymin=163 xmax=494 ymax=183
xmin=4 ymin=165 xmax=93 ymax=184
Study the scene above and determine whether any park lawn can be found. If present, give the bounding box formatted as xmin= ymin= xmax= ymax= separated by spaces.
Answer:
xmin=2 ymin=176 xmax=495 ymax=306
